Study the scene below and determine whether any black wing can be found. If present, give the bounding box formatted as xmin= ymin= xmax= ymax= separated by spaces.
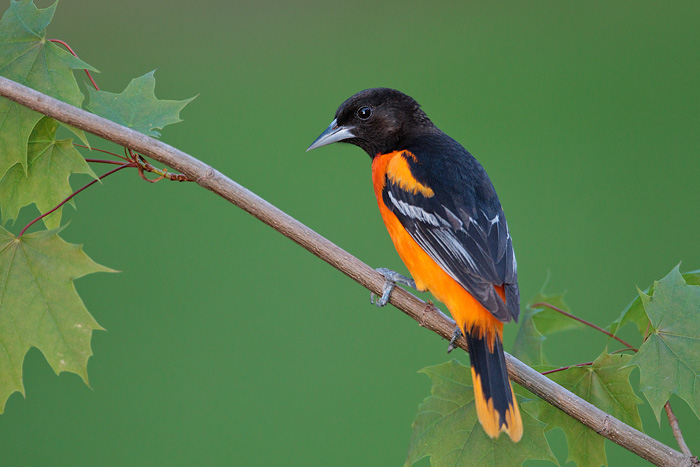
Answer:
xmin=382 ymin=151 xmax=519 ymax=323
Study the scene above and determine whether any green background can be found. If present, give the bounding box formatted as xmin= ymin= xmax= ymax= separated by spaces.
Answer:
xmin=2 ymin=0 xmax=699 ymax=465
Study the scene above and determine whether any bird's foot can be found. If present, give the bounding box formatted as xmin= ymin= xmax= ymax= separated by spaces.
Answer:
xmin=446 ymin=326 xmax=463 ymax=353
xmin=370 ymin=267 xmax=416 ymax=307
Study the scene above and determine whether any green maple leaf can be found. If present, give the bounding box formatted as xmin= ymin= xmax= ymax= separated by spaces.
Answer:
xmin=609 ymin=269 xmax=700 ymax=338
xmin=86 ymin=70 xmax=195 ymax=137
xmin=626 ymin=265 xmax=700 ymax=421
xmin=0 ymin=225 xmax=113 ymax=412
xmin=0 ymin=0 xmax=96 ymax=177
xmin=405 ymin=359 xmax=557 ymax=467
xmin=511 ymin=290 xmax=584 ymax=366
xmin=0 ymin=117 xmax=96 ymax=228
xmin=537 ymin=353 xmax=642 ymax=467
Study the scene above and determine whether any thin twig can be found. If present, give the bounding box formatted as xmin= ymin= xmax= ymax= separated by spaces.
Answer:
xmin=531 ymin=302 xmax=637 ymax=350
xmin=0 ymin=75 xmax=695 ymax=467
xmin=665 ymin=401 xmax=693 ymax=457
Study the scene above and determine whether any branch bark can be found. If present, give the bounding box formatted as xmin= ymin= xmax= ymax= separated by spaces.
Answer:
xmin=0 ymin=75 xmax=696 ymax=467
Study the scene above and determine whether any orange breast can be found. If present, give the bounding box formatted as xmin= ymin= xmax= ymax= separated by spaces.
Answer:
xmin=371 ymin=151 xmax=503 ymax=342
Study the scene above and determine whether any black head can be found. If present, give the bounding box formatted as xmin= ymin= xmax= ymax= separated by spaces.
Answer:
xmin=307 ymin=88 xmax=436 ymax=157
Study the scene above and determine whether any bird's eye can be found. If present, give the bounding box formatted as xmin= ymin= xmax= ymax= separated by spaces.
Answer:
xmin=357 ymin=106 xmax=372 ymax=120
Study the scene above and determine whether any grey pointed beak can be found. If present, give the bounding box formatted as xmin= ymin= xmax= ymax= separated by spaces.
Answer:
xmin=306 ymin=118 xmax=355 ymax=152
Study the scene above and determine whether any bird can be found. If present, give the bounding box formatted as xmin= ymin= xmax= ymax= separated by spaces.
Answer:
xmin=307 ymin=88 xmax=523 ymax=441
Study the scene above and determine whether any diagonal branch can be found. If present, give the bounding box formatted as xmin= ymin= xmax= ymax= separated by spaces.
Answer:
xmin=0 ymin=75 xmax=696 ymax=467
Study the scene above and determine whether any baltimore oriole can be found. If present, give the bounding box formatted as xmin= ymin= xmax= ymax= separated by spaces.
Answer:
xmin=307 ymin=88 xmax=522 ymax=442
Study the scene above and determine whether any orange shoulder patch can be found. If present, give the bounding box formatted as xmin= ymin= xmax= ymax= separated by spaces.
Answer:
xmin=385 ymin=151 xmax=434 ymax=197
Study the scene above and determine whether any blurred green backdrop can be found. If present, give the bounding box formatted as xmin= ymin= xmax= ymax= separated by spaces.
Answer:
xmin=2 ymin=0 xmax=699 ymax=465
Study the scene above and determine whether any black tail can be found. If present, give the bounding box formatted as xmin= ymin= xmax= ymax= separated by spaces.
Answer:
xmin=465 ymin=329 xmax=522 ymax=441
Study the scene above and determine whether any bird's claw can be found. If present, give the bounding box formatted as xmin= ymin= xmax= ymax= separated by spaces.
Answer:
xmin=370 ymin=280 xmax=395 ymax=307
xmin=370 ymin=267 xmax=416 ymax=307
xmin=446 ymin=326 xmax=463 ymax=353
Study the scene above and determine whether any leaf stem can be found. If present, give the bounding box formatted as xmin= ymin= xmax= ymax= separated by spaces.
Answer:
xmin=665 ymin=401 xmax=693 ymax=457
xmin=18 ymin=163 xmax=133 ymax=237
xmin=531 ymin=302 xmax=638 ymax=351
xmin=541 ymin=348 xmax=636 ymax=375
xmin=541 ymin=362 xmax=593 ymax=375
xmin=85 ymin=158 xmax=127 ymax=165
xmin=47 ymin=39 xmax=99 ymax=91
xmin=74 ymin=143 xmax=129 ymax=161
